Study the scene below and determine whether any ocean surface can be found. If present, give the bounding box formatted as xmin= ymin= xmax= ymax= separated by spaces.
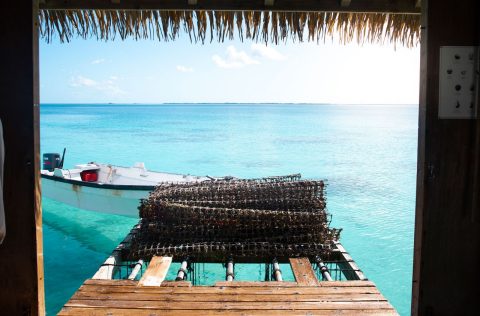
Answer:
xmin=41 ymin=103 xmax=418 ymax=315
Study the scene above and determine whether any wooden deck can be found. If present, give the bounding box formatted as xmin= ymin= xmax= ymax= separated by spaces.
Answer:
xmin=58 ymin=257 xmax=398 ymax=315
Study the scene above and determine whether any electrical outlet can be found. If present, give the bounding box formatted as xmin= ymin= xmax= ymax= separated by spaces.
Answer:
xmin=438 ymin=46 xmax=479 ymax=119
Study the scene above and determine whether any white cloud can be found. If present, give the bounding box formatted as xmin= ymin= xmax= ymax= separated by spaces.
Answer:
xmin=176 ymin=65 xmax=194 ymax=73
xmin=91 ymin=58 xmax=106 ymax=65
xmin=212 ymin=45 xmax=259 ymax=69
xmin=251 ymin=44 xmax=287 ymax=61
xmin=70 ymin=75 xmax=97 ymax=87
xmin=70 ymin=75 xmax=125 ymax=96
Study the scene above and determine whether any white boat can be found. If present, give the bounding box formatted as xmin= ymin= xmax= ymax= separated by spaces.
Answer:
xmin=41 ymin=162 xmax=224 ymax=217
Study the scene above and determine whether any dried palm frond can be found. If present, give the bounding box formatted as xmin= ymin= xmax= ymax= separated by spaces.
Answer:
xmin=39 ymin=10 xmax=420 ymax=47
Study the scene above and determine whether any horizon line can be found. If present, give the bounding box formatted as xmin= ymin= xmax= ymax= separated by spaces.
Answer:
xmin=40 ymin=102 xmax=419 ymax=106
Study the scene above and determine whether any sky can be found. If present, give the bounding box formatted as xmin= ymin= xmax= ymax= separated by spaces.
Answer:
xmin=40 ymin=33 xmax=420 ymax=104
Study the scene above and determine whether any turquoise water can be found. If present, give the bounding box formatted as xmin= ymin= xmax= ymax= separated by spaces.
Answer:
xmin=41 ymin=103 xmax=418 ymax=315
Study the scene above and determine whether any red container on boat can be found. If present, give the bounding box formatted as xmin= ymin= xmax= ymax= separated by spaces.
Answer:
xmin=80 ymin=169 xmax=98 ymax=182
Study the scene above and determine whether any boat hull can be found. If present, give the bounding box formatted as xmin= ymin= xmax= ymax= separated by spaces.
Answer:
xmin=41 ymin=174 xmax=154 ymax=217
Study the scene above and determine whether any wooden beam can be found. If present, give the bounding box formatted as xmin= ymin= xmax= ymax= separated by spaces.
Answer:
xmin=289 ymin=258 xmax=319 ymax=286
xmin=40 ymin=0 xmax=421 ymax=13
xmin=33 ymin=1 xmax=45 ymax=313
xmin=334 ymin=242 xmax=366 ymax=281
xmin=264 ymin=0 xmax=275 ymax=7
xmin=138 ymin=256 xmax=172 ymax=286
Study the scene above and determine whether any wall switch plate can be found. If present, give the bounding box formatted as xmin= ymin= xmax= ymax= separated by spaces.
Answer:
xmin=438 ymin=46 xmax=479 ymax=119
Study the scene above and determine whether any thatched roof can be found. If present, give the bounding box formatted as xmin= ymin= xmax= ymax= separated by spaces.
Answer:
xmin=39 ymin=1 xmax=421 ymax=47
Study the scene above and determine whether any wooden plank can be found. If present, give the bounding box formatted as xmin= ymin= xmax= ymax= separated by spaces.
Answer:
xmin=58 ymin=307 xmax=399 ymax=316
xmin=39 ymin=0 xmax=421 ymax=13
xmin=289 ymin=258 xmax=319 ymax=286
xmin=77 ymin=284 xmax=381 ymax=295
xmin=215 ymin=280 xmax=374 ymax=287
xmin=83 ymin=279 xmax=191 ymax=287
xmin=85 ymin=279 xmax=138 ymax=286
xmin=86 ymin=279 xmax=375 ymax=287
xmin=71 ymin=291 xmax=387 ymax=302
xmin=64 ymin=299 xmax=395 ymax=310
xmin=159 ymin=281 xmax=192 ymax=287
xmin=138 ymin=256 xmax=172 ymax=287
xmin=215 ymin=281 xmax=297 ymax=287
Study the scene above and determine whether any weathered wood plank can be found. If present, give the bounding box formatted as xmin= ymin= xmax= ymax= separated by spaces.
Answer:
xmin=214 ymin=280 xmax=374 ymax=287
xmin=159 ymin=281 xmax=192 ymax=287
xmin=86 ymin=279 xmax=375 ymax=287
xmin=58 ymin=307 xmax=399 ymax=315
xmin=215 ymin=281 xmax=297 ymax=287
xmin=64 ymin=299 xmax=395 ymax=310
xmin=138 ymin=256 xmax=172 ymax=287
xmin=78 ymin=284 xmax=381 ymax=295
xmin=64 ymin=277 xmax=397 ymax=314
xmin=289 ymin=258 xmax=319 ymax=286
xmin=85 ymin=279 xmax=138 ymax=286
xmin=82 ymin=279 xmax=191 ymax=287
xmin=71 ymin=291 xmax=387 ymax=302
xmin=40 ymin=0 xmax=421 ymax=13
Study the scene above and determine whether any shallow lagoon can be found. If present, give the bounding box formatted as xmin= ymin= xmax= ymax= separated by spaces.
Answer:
xmin=41 ymin=103 xmax=417 ymax=315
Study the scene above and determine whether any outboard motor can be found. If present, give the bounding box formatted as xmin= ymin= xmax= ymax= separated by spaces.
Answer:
xmin=43 ymin=153 xmax=61 ymax=171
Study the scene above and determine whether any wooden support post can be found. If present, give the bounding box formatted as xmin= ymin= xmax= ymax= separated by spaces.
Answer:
xmin=127 ymin=260 xmax=144 ymax=281
xmin=138 ymin=256 xmax=172 ymax=287
xmin=412 ymin=1 xmax=480 ymax=315
xmin=176 ymin=259 xmax=188 ymax=281
xmin=0 ymin=1 xmax=44 ymax=315
xmin=289 ymin=258 xmax=319 ymax=286
xmin=272 ymin=259 xmax=283 ymax=282
xmin=226 ymin=259 xmax=234 ymax=281
xmin=315 ymin=256 xmax=333 ymax=281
